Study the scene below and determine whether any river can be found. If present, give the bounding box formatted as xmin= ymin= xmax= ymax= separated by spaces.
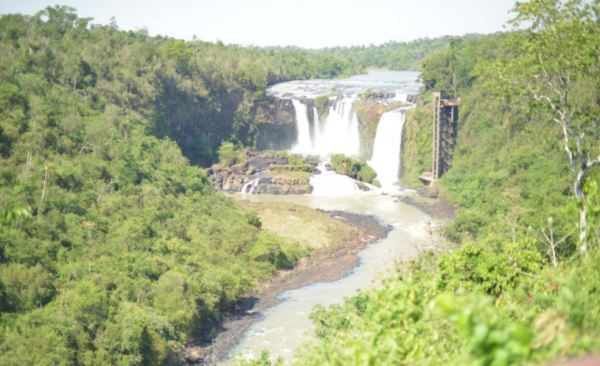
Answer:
xmin=220 ymin=71 xmax=434 ymax=364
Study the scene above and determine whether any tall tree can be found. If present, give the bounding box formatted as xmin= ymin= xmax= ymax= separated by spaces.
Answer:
xmin=478 ymin=0 xmax=600 ymax=250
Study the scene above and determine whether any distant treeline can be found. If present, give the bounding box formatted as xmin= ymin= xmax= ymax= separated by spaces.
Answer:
xmin=313 ymin=34 xmax=488 ymax=71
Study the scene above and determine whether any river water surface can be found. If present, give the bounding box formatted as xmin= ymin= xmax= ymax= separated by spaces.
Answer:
xmin=222 ymin=188 xmax=436 ymax=364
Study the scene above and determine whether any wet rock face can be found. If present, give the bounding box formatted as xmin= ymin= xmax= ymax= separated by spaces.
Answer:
xmin=256 ymin=98 xmax=297 ymax=151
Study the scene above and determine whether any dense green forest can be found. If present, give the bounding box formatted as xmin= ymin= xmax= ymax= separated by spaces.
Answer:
xmin=0 ymin=6 xmax=365 ymax=365
xmin=246 ymin=1 xmax=600 ymax=365
xmin=317 ymin=34 xmax=484 ymax=71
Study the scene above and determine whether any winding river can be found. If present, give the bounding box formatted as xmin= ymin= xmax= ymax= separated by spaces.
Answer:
xmin=220 ymin=71 xmax=436 ymax=364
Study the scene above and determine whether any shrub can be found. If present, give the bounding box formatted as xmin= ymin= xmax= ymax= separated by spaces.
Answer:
xmin=330 ymin=154 xmax=376 ymax=184
xmin=217 ymin=142 xmax=240 ymax=167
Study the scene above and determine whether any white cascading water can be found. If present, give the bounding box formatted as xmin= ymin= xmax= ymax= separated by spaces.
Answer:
xmin=241 ymin=178 xmax=260 ymax=194
xmin=392 ymin=92 xmax=408 ymax=103
xmin=290 ymin=100 xmax=312 ymax=154
xmin=312 ymin=107 xmax=320 ymax=150
xmin=290 ymin=97 xmax=361 ymax=158
xmin=368 ymin=110 xmax=406 ymax=190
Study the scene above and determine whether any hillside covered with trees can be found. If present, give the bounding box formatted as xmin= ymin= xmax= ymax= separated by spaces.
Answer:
xmin=0 ymin=5 xmax=365 ymax=365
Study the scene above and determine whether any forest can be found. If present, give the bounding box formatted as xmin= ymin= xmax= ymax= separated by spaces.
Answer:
xmin=0 ymin=5 xmax=362 ymax=365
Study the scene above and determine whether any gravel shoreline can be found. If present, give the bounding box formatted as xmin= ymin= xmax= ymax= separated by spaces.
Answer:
xmin=183 ymin=211 xmax=391 ymax=365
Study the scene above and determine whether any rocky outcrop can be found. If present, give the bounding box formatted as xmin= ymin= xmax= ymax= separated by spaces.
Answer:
xmin=205 ymin=165 xmax=256 ymax=192
xmin=206 ymin=153 xmax=314 ymax=195
xmin=253 ymin=177 xmax=312 ymax=195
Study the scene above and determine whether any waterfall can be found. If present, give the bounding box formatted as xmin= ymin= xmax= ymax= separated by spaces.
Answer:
xmin=241 ymin=178 xmax=260 ymax=194
xmin=290 ymin=97 xmax=361 ymax=158
xmin=290 ymin=100 xmax=312 ymax=154
xmin=317 ymin=97 xmax=360 ymax=157
xmin=312 ymin=107 xmax=320 ymax=150
xmin=393 ymin=93 xmax=408 ymax=103
xmin=368 ymin=110 xmax=406 ymax=190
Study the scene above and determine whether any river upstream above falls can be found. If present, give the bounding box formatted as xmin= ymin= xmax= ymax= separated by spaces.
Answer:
xmin=219 ymin=71 xmax=437 ymax=365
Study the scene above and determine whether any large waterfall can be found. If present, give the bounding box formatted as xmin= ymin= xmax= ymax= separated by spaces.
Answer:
xmin=368 ymin=110 xmax=406 ymax=190
xmin=290 ymin=97 xmax=361 ymax=157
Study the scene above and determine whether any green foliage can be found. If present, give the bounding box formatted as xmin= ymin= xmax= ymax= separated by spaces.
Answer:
xmin=218 ymin=141 xmax=243 ymax=167
xmin=403 ymin=34 xmax=578 ymax=252
xmin=437 ymin=240 xmax=544 ymax=295
xmin=476 ymin=0 xmax=600 ymax=246
xmin=419 ymin=34 xmax=507 ymax=97
xmin=330 ymin=154 xmax=376 ymax=184
xmin=283 ymin=244 xmax=600 ymax=366
xmin=1 ymin=204 xmax=31 ymax=226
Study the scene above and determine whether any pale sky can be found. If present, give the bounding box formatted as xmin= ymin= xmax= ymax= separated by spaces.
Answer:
xmin=1 ymin=0 xmax=517 ymax=48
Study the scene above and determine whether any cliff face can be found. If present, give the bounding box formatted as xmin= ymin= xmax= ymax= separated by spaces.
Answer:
xmin=256 ymin=98 xmax=298 ymax=151
xmin=162 ymin=86 xmax=245 ymax=166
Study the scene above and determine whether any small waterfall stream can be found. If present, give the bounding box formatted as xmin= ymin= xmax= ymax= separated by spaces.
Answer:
xmin=368 ymin=110 xmax=406 ymax=190
xmin=241 ymin=178 xmax=260 ymax=194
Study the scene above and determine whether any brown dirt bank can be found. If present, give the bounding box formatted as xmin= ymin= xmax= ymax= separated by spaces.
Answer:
xmin=183 ymin=210 xmax=391 ymax=365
